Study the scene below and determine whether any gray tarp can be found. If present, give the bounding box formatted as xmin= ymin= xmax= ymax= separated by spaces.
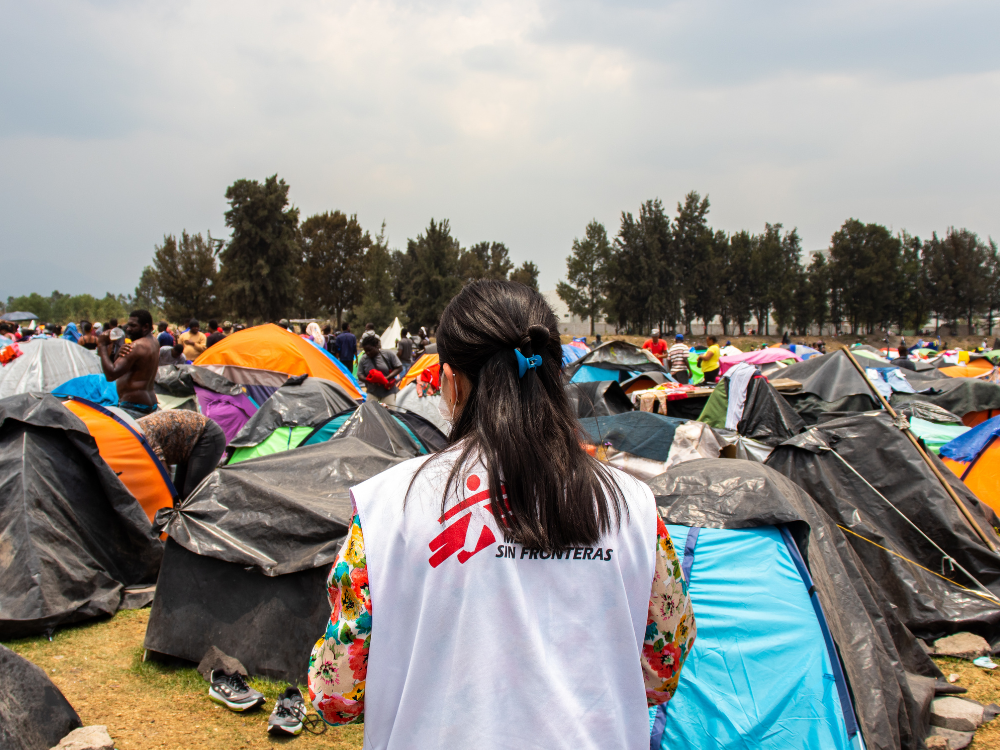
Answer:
xmin=155 ymin=364 xmax=245 ymax=397
xmin=0 ymin=339 xmax=102 ymax=398
xmin=649 ymin=459 xmax=939 ymax=750
xmin=334 ymin=400 xmax=423 ymax=458
xmin=565 ymin=380 xmax=634 ymax=418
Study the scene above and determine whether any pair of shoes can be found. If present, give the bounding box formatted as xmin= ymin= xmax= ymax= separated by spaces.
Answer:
xmin=208 ymin=671 xmax=306 ymax=736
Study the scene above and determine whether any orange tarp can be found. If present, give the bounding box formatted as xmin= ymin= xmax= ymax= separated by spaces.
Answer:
xmin=194 ymin=323 xmax=362 ymax=399
xmin=63 ymin=399 xmax=175 ymax=522
xmin=962 ymin=409 xmax=1000 ymax=428
xmin=939 ymin=359 xmax=993 ymax=378
xmin=400 ymin=353 xmax=440 ymax=390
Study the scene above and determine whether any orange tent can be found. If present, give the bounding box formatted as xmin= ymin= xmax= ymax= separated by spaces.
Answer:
xmin=63 ymin=399 xmax=176 ymax=522
xmin=400 ymin=353 xmax=440 ymax=390
xmin=194 ymin=324 xmax=362 ymax=399
xmin=938 ymin=359 xmax=993 ymax=379
xmin=941 ymin=416 xmax=1000 ymax=515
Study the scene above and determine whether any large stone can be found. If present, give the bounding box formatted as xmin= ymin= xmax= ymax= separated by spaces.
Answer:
xmin=924 ymin=736 xmax=948 ymax=750
xmin=929 ymin=726 xmax=976 ymax=750
xmin=50 ymin=725 xmax=114 ymax=750
xmin=930 ymin=697 xmax=985 ymax=732
xmin=933 ymin=633 xmax=991 ymax=660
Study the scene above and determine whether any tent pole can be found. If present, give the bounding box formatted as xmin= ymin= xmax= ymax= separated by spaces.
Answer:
xmin=842 ymin=348 xmax=998 ymax=552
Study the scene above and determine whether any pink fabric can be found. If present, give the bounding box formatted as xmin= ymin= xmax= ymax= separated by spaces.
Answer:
xmin=719 ymin=348 xmax=801 ymax=375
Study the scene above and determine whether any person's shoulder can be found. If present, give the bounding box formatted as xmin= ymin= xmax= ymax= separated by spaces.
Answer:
xmin=352 ymin=453 xmax=437 ymax=500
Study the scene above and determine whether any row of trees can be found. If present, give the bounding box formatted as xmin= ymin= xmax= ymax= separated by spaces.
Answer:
xmin=2 ymin=291 xmax=133 ymax=329
xmin=557 ymin=191 xmax=999 ymax=337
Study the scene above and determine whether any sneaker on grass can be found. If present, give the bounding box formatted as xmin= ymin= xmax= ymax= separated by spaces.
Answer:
xmin=208 ymin=669 xmax=266 ymax=712
xmin=268 ymin=686 xmax=307 ymax=736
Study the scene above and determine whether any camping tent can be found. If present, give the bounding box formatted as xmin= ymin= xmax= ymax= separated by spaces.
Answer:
xmin=565 ymin=380 xmax=633 ymax=418
xmin=154 ymin=365 xmax=258 ymax=442
xmin=380 ymin=317 xmax=402 ymax=350
xmin=765 ymin=411 xmax=1000 ymax=642
xmin=718 ymin=347 xmax=800 ymax=375
xmin=0 ymin=394 xmax=163 ymax=638
xmin=193 ymin=323 xmax=363 ymax=403
xmin=941 ymin=416 xmax=1000 ymax=515
xmin=227 ymin=375 xmax=358 ymax=463
xmin=62 ymin=398 xmax=177 ymax=522
xmin=144 ymin=437 xmax=404 ymax=683
xmin=562 ymin=341 xmax=669 ymax=384
xmin=650 ymin=459 xmax=938 ymax=750
xmin=0 ymin=339 xmax=101 ymax=398
xmin=399 ymin=353 xmax=439 ymax=390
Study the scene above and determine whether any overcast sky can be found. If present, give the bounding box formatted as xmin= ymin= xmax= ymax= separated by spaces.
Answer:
xmin=2 ymin=0 xmax=998 ymax=302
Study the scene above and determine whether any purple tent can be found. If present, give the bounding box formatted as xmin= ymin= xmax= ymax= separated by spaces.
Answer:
xmin=194 ymin=386 xmax=258 ymax=444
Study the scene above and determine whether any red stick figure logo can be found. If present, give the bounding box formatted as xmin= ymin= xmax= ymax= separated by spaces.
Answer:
xmin=428 ymin=475 xmax=497 ymax=568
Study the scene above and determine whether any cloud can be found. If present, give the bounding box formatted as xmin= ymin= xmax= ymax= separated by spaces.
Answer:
xmin=1 ymin=0 xmax=998 ymax=303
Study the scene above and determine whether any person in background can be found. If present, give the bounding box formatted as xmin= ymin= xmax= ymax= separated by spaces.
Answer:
xmin=667 ymin=333 xmax=690 ymax=384
xmin=178 ymin=319 xmax=207 ymax=361
xmin=642 ymin=328 xmax=667 ymax=364
xmin=98 ymin=310 xmax=160 ymax=420
xmin=306 ymin=322 xmax=325 ymax=349
xmin=333 ymin=322 xmax=357 ymax=372
xmin=698 ymin=335 xmax=721 ymax=384
xmin=61 ymin=322 xmax=81 ymax=343
xmin=595 ymin=334 xmax=602 ymax=346
xmin=357 ymin=331 xmax=402 ymax=405
xmin=308 ymin=280 xmax=695 ymax=746
xmin=159 ymin=342 xmax=186 ymax=365
xmin=79 ymin=322 xmax=99 ymax=350
xmin=137 ymin=410 xmax=226 ymax=498
xmin=277 ymin=318 xmax=290 ymax=330
xmin=397 ymin=327 xmax=414 ymax=380
xmin=206 ymin=321 xmax=229 ymax=348
xmin=157 ymin=321 xmax=174 ymax=348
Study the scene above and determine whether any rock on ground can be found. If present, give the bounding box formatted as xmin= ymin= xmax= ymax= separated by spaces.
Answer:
xmin=924 ymin=736 xmax=949 ymax=750
xmin=930 ymin=696 xmax=985 ymax=732
xmin=929 ymin=726 xmax=976 ymax=750
xmin=933 ymin=633 xmax=991 ymax=660
xmin=50 ymin=725 xmax=114 ymax=750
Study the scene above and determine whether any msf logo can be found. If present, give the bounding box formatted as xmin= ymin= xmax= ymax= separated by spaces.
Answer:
xmin=428 ymin=475 xmax=499 ymax=568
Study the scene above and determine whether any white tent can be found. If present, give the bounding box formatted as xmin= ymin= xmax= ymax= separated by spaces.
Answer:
xmin=380 ymin=317 xmax=402 ymax=351
xmin=0 ymin=339 xmax=102 ymax=398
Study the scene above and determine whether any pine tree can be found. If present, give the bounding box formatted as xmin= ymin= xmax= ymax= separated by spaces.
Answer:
xmin=557 ymin=220 xmax=611 ymax=335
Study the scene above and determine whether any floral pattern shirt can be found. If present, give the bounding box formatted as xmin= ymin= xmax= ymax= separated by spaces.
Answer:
xmin=307 ymin=502 xmax=695 ymax=726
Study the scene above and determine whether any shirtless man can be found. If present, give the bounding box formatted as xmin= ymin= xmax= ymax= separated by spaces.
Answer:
xmin=98 ymin=309 xmax=160 ymax=420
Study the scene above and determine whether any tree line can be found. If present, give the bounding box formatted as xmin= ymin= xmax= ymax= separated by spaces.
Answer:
xmin=557 ymin=191 xmax=1000 ymax=337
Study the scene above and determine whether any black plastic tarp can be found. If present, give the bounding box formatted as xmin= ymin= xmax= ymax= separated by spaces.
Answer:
xmin=891 ymin=377 xmax=1000 ymax=419
xmin=578 ymin=411 xmax=685 ymax=462
xmin=155 ymin=364 xmax=245 ymax=397
xmin=0 ymin=394 xmax=163 ymax=638
xmin=333 ymin=400 xmax=424 ymax=458
xmin=228 ymin=375 xmax=357 ymax=448
xmin=385 ymin=405 xmax=448 ymax=452
xmin=0 ymin=643 xmax=81 ymax=750
xmin=649 ymin=459 xmax=939 ymax=750
xmin=764 ymin=411 xmax=1000 ymax=643
xmin=565 ymin=380 xmax=634 ymax=418
xmin=562 ymin=340 xmax=667 ymax=379
xmin=155 ymin=436 xmax=403 ymax=576
xmin=737 ymin=374 xmax=806 ymax=445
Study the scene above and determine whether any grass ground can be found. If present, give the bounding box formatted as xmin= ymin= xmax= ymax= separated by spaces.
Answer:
xmin=3 ymin=609 xmax=363 ymax=749
xmin=6 ymin=608 xmax=1000 ymax=748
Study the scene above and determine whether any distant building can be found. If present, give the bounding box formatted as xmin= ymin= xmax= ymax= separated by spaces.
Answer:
xmin=542 ymin=290 xmax=617 ymax=337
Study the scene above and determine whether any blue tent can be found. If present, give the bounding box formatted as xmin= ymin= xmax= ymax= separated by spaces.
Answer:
xmin=650 ymin=524 xmax=862 ymax=750
xmin=561 ymin=344 xmax=587 ymax=368
xmin=51 ymin=374 xmax=119 ymax=406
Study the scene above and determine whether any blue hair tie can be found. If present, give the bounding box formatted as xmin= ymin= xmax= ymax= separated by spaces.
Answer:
xmin=515 ymin=349 xmax=543 ymax=378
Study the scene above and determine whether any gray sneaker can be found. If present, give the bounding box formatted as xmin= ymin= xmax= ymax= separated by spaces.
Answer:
xmin=268 ymin=686 xmax=306 ymax=736
xmin=208 ymin=669 xmax=266 ymax=712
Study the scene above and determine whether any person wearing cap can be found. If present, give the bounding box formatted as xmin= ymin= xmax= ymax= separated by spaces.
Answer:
xmin=642 ymin=328 xmax=667 ymax=364
xmin=667 ymin=334 xmax=690 ymax=384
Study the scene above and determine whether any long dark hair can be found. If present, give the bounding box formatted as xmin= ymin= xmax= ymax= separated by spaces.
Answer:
xmin=424 ymin=279 xmax=625 ymax=550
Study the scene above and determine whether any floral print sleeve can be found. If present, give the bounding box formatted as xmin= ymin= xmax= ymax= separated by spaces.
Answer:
xmin=643 ymin=515 xmax=696 ymax=706
xmin=308 ymin=498 xmax=371 ymax=725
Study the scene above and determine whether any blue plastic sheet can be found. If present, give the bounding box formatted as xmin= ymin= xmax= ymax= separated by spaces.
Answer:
xmin=940 ymin=414 xmax=1000 ymax=463
xmin=51 ymin=374 xmax=118 ymax=405
xmin=651 ymin=525 xmax=853 ymax=750
xmin=569 ymin=365 xmax=640 ymax=383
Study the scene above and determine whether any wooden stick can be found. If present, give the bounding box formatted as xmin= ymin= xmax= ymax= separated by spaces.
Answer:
xmin=842 ymin=348 xmax=998 ymax=553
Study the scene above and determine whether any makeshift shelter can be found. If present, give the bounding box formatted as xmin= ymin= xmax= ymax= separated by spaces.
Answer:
xmin=52 ymin=373 xmax=118 ymax=406
xmin=193 ymin=323 xmax=363 ymax=403
xmin=697 ymin=371 xmax=805 ymax=446
xmin=62 ymin=398 xmax=177 ymax=522
xmin=396 ymin=382 xmax=448 ymax=432
xmin=380 ymin=317 xmax=402 ymax=350
xmin=650 ymin=460 xmax=939 ymax=750
xmin=227 ymin=375 xmax=358 ymax=464
xmin=941 ymin=416 xmax=1000 ymax=515
xmin=718 ymin=347 xmax=801 ymax=376
xmin=154 ymin=365 xmax=257 ymax=442
xmin=577 ymin=411 xmax=707 ymax=479
xmin=0 ymin=394 xmax=163 ymax=638
xmin=565 ymin=380 xmax=633 ymax=418
xmin=561 ymin=343 xmax=587 ymax=367
xmin=765 ymin=411 xmax=1000 ymax=643
xmin=0 ymin=311 xmax=38 ymax=323
xmin=562 ymin=341 xmax=667 ymax=384
xmin=144 ymin=438 xmax=404 ymax=684
xmin=0 ymin=339 xmax=101 ymax=399
xmin=0 ymin=644 xmax=82 ymax=750
xmin=619 ymin=371 xmax=673 ymax=394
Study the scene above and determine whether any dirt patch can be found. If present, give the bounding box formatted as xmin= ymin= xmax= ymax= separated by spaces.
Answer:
xmin=3 ymin=609 xmax=362 ymax=749
xmin=932 ymin=656 xmax=1000 ymax=749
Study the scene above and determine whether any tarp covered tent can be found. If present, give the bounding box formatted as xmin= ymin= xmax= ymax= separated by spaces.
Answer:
xmin=380 ymin=317 xmax=402 ymax=350
xmin=765 ymin=411 xmax=1000 ymax=643
xmin=941 ymin=416 xmax=1000 ymax=515
xmin=649 ymin=460 xmax=939 ymax=750
xmin=718 ymin=347 xmax=801 ymax=375
xmin=52 ymin=373 xmax=118 ymax=405
xmin=0 ymin=339 xmax=101 ymax=398
xmin=145 ymin=438 xmax=404 ymax=683
xmin=697 ymin=373 xmax=805 ymax=446
xmin=154 ymin=364 xmax=257 ymax=441
xmin=227 ymin=375 xmax=358 ymax=463
xmin=561 ymin=343 xmax=587 ymax=367
xmin=0 ymin=311 xmax=38 ymax=322
xmin=577 ymin=411 xmax=690 ymax=479
xmin=62 ymin=398 xmax=177 ymax=523
xmin=565 ymin=380 xmax=633 ymax=418
xmin=396 ymin=381 xmax=448 ymax=433
xmin=562 ymin=341 xmax=668 ymax=384
xmin=194 ymin=323 xmax=363 ymax=403
xmin=0 ymin=394 xmax=163 ymax=638
xmin=0 ymin=643 xmax=82 ymax=750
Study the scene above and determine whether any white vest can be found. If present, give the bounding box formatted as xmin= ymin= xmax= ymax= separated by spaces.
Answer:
xmin=353 ymin=451 xmax=658 ymax=750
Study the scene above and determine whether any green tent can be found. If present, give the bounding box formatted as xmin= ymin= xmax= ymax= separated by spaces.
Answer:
xmin=908 ymin=417 xmax=968 ymax=454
